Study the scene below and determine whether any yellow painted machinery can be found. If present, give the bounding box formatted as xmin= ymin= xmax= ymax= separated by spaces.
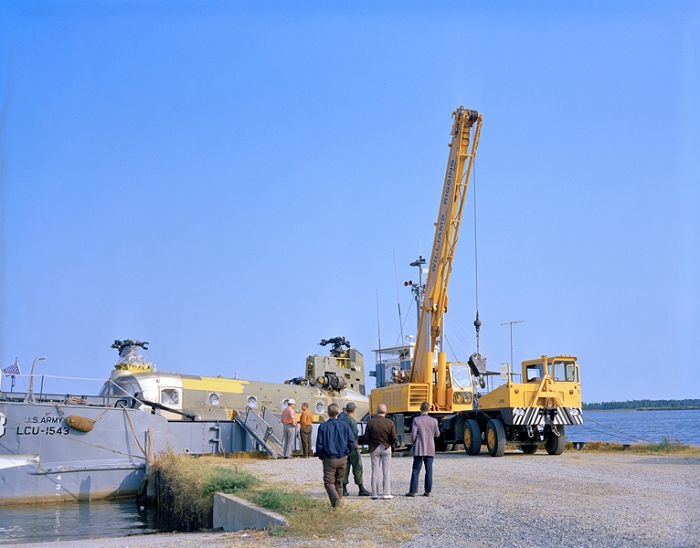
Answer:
xmin=462 ymin=355 xmax=583 ymax=457
xmin=369 ymin=106 xmax=482 ymax=448
xmin=368 ymin=108 xmax=583 ymax=456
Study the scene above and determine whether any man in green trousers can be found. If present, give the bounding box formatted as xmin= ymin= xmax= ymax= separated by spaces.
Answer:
xmin=340 ymin=402 xmax=371 ymax=496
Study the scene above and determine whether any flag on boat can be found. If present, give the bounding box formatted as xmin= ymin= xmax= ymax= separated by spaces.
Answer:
xmin=3 ymin=360 xmax=20 ymax=376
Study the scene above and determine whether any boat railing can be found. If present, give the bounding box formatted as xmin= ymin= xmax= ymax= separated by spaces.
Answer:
xmin=0 ymin=374 xmax=135 ymax=408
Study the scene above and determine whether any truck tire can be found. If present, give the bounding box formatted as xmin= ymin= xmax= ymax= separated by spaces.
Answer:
xmin=545 ymin=425 xmax=566 ymax=455
xmin=463 ymin=419 xmax=481 ymax=455
xmin=520 ymin=444 xmax=537 ymax=454
xmin=485 ymin=418 xmax=506 ymax=457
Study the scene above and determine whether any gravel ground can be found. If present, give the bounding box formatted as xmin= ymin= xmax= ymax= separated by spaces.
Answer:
xmin=12 ymin=450 xmax=700 ymax=548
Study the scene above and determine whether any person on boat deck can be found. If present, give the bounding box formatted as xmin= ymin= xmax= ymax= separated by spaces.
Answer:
xmin=315 ymin=403 xmax=355 ymax=508
xmin=281 ymin=399 xmax=297 ymax=459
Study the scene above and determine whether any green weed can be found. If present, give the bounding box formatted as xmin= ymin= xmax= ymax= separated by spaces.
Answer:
xmin=566 ymin=439 xmax=700 ymax=456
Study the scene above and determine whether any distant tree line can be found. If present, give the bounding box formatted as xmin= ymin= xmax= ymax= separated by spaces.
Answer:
xmin=583 ymin=399 xmax=700 ymax=410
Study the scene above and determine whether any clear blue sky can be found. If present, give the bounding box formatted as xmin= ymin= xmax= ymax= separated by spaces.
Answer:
xmin=0 ymin=1 xmax=698 ymax=402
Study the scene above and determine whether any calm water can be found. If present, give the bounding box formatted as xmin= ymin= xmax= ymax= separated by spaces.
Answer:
xmin=568 ymin=409 xmax=700 ymax=446
xmin=0 ymin=499 xmax=163 ymax=545
xmin=1 ymin=410 xmax=698 ymax=545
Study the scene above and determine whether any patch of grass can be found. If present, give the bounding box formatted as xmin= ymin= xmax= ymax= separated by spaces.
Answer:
xmin=154 ymin=454 xmax=415 ymax=544
xmin=153 ymin=449 xmax=260 ymax=530
xmin=243 ymin=484 xmax=416 ymax=544
xmin=250 ymin=488 xmax=318 ymax=514
xmin=237 ymin=485 xmax=361 ymax=539
xmin=566 ymin=439 xmax=700 ymax=457
xmin=223 ymin=451 xmax=271 ymax=460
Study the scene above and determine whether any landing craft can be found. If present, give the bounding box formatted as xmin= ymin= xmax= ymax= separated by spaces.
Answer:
xmin=99 ymin=338 xmax=369 ymax=421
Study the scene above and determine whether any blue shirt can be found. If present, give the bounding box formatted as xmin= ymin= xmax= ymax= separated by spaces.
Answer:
xmin=315 ymin=417 xmax=355 ymax=460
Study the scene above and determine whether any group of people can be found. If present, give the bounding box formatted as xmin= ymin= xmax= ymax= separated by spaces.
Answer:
xmin=280 ymin=399 xmax=314 ymax=459
xmin=315 ymin=401 xmax=439 ymax=507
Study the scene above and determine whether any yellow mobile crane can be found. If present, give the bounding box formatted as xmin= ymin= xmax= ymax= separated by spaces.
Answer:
xmin=369 ymin=107 xmax=583 ymax=456
xmin=369 ymin=106 xmax=485 ymax=449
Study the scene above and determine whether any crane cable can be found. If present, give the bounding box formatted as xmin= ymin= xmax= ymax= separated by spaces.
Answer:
xmin=472 ymin=161 xmax=481 ymax=354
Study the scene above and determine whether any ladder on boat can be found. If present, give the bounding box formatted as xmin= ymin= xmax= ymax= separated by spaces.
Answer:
xmin=236 ymin=408 xmax=285 ymax=459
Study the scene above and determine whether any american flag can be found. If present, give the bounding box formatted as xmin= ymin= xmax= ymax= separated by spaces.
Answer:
xmin=3 ymin=361 xmax=20 ymax=376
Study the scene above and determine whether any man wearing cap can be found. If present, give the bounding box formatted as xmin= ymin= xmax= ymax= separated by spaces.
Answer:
xmin=281 ymin=399 xmax=297 ymax=459
xmin=339 ymin=402 xmax=371 ymax=496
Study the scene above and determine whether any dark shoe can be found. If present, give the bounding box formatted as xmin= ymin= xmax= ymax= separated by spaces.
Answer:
xmin=358 ymin=484 xmax=371 ymax=496
xmin=423 ymin=492 xmax=431 ymax=497
xmin=342 ymin=485 xmax=349 ymax=497
xmin=405 ymin=492 xmax=416 ymax=497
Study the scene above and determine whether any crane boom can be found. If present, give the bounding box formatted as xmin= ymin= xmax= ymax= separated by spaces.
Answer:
xmin=410 ymin=107 xmax=482 ymax=386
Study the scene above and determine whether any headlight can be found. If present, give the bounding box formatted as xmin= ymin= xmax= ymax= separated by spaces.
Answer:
xmin=453 ymin=392 xmax=473 ymax=405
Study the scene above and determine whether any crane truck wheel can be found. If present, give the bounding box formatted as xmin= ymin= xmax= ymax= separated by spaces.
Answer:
xmin=545 ymin=425 xmax=566 ymax=455
xmin=463 ymin=419 xmax=481 ymax=455
xmin=485 ymin=418 xmax=506 ymax=457
xmin=520 ymin=444 xmax=538 ymax=454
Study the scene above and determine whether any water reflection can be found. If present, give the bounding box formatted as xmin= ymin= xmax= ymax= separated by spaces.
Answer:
xmin=0 ymin=499 xmax=162 ymax=545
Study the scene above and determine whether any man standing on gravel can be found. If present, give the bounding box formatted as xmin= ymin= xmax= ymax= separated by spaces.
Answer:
xmin=405 ymin=401 xmax=440 ymax=497
xmin=339 ymin=402 xmax=371 ymax=497
xmin=281 ymin=399 xmax=297 ymax=459
xmin=315 ymin=403 xmax=355 ymax=508
xmin=366 ymin=403 xmax=397 ymax=500
xmin=299 ymin=402 xmax=313 ymax=458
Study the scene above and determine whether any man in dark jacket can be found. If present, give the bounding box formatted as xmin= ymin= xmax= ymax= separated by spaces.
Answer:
xmin=315 ymin=403 xmax=355 ymax=507
xmin=339 ymin=402 xmax=371 ymax=497
xmin=365 ymin=403 xmax=398 ymax=499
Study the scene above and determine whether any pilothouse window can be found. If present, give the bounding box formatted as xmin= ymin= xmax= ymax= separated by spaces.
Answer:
xmin=161 ymin=388 xmax=180 ymax=406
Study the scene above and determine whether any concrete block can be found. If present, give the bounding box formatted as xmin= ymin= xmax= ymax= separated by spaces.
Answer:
xmin=213 ymin=493 xmax=287 ymax=532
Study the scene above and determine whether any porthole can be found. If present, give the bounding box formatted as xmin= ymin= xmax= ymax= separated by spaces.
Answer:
xmin=315 ymin=401 xmax=325 ymax=414
xmin=209 ymin=393 xmax=221 ymax=406
xmin=247 ymin=396 xmax=258 ymax=408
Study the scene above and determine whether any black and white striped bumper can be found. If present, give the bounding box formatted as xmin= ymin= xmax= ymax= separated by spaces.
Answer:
xmin=508 ymin=406 xmax=583 ymax=426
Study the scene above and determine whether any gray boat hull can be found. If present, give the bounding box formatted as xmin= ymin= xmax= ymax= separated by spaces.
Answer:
xmin=0 ymin=401 xmax=256 ymax=505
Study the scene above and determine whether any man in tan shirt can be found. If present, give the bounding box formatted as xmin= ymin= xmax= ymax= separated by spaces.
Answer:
xmin=299 ymin=402 xmax=313 ymax=458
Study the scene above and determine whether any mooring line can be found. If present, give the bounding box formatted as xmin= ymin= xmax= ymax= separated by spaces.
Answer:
xmin=575 ymin=418 xmax=657 ymax=444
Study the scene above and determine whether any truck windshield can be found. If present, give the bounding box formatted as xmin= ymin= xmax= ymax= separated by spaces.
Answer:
xmin=552 ymin=361 xmax=578 ymax=382
xmin=450 ymin=365 xmax=472 ymax=389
